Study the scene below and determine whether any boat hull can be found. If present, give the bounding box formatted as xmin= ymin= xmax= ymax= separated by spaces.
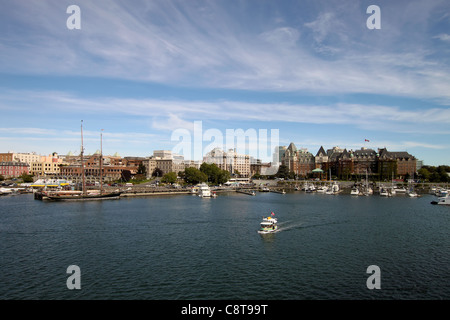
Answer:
xmin=45 ymin=192 xmax=122 ymax=201
xmin=258 ymin=227 xmax=278 ymax=234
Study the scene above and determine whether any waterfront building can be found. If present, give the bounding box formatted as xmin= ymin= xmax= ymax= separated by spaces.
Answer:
xmin=378 ymin=148 xmax=417 ymax=179
xmin=351 ymin=147 xmax=378 ymax=176
xmin=142 ymin=158 xmax=157 ymax=179
xmin=183 ymin=160 xmax=202 ymax=170
xmin=156 ymin=158 xmax=184 ymax=176
xmin=315 ymin=146 xmax=328 ymax=169
xmin=324 ymin=147 xmax=353 ymax=179
xmin=29 ymin=152 xmax=65 ymax=176
xmin=142 ymin=151 xmax=185 ymax=178
xmin=0 ymin=161 xmax=29 ymax=178
xmin=60 ymin=154 xmax=138 ymax=183
xmin=281 ymin=143 xmax=315 ymax=178
xmin=0 ymin=153 xmax=14 ymax=163
xmin=1 ymin=152 xmax=42 ymax=172
xmin=278 ymin=143 xmax=418 ymax=180
xmin=203 ymin=148 xmax=251 ymax=177
xmin=416 ymin=160 xmax=423 ymax=172
xmin=282 ymin=142 xmax=297 ymax=173
xmin=12 ymin=152 xmax=41 ymax=164
xmin=153 ymin=150 xmax=173 ymax=159
xmin=277 ymin=146 xmax=286 ymax=165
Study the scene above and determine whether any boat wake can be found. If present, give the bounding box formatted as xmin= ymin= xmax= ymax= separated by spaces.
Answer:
xmin=274 ymin=221 xmax=304 ymax=232
xmin=273 ymin=219 xmax=350 ymax=233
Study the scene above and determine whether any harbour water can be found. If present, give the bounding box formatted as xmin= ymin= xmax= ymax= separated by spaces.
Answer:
xmin=0 ymin=191 xmax=449 ymax=300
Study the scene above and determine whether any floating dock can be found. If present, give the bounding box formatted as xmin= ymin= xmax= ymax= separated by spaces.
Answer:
xmin=236 ymin=189 xmax=256 ymax=196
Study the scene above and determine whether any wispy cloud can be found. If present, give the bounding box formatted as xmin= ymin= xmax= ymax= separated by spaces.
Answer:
xmin=433 ymin=33 xmax=450 ymax=42
xmin=2 ymin=90 xmax=449 ymax=135
xmin=1 ymin=0 xmax=449 ymax=101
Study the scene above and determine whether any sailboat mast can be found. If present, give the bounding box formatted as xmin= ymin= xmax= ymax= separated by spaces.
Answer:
xmin=81 ymin=120 xmax=86 ymax=195
xmin=100 ymin=129 xmax=103 ymax=195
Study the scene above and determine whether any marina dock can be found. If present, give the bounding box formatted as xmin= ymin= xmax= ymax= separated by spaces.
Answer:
xmin=236 ymin=189 xmax=256 ymax=196
xmin=270 ymin=189 xmax=286 ymax=194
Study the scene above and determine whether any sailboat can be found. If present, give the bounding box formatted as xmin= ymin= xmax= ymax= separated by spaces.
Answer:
xmin=45 ymin=122 xmax=121 ymax=201
xmin=406 ymin=174 xmax=420 ymax=197
xmin=362 ymin=169 xmax=373 ymax=196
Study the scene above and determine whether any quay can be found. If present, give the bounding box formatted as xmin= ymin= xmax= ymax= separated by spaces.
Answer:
xmin=270 ymin=189 xmax=286 ymax=194
xmin=236 ymin=189 xmax=256 ymax=196
xmin=120 ymin=190 xmax=191 ymax=197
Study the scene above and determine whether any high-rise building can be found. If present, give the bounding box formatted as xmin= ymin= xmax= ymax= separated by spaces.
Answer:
xmin=203 ymin=148 xmax=251 ymax=177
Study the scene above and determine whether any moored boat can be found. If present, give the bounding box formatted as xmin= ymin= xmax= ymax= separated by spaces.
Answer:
xmin=198 ymin=183 xmax=212 ymax=198
xmin=431 ymin=195 xmax=450 ymax=205
xmin=41 ymin=121 xmax=121 ymax=201
xmin=0 ymin=187 xmax=13 ymax=195
xmin=45 ymin=190 xmax=121 ymax=201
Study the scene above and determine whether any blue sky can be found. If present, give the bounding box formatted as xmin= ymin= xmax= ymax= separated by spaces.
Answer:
xmin=0 ymin=0 xmax=449 ymax=165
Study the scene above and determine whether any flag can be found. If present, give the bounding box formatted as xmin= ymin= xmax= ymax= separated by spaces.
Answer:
xmin=365 ymin=139 xmax=370 ymax=142
xmin=271 ymin=212 xmax=275 ymax=216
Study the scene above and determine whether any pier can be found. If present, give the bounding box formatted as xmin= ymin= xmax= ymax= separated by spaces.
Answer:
xmin=270 ymin=189 xmax=286 ymax=194
xmin=236 ymin=189 xmax=256 ymax=196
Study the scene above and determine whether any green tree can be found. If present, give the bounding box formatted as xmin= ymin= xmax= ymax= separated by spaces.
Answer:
xmin=184 ymin=167 xmax=208 ymax=184
xmin=152 ymin=168 xmax=163 ymax=177
xmin=418 ymin=167 xmax=431 ymax=181
xmin=20 ymin=173 xmax=34 ymax=183
xmin=199 ymin=163 xmax=229 ymax=184
xmin=137 ymin=163 xmax=146 ymax=175
xmin=252 ymin=173 xmax=262 ymax=180
xmin=161 ymin=172 xmax=177 ymax=184
xmin=430 ymin=171 xmax=441 ymax=183
xmin=275 ymin=165 xmax=289 ymax=179
xmin=439 ymin=171 xmax=449 ymax=183
xmin=217 ymin=169 xmax=230 ymax=185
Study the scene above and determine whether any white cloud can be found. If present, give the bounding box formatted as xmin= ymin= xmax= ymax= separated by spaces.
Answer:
xmin=1 ymin=1 xmax=449 ymax=101
xmin=433 ymin=33 xmax=450 ymax=42
xmin=151 ymin=114 xmax=195 ymax=131
xmin=2 ymin=89 xmax=450 ymax=136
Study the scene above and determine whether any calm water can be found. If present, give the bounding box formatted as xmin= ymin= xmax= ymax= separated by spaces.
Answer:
xmin=0 ymin=191 xmax=449 ymax=300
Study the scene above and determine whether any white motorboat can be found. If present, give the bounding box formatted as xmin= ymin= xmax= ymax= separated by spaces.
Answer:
xmin=379 ymin=186 xmax=389 ymax=197
xmin=258 ymin=214 xmax=278 ymax=234
xmin=395 ymin=187 xmax=407 ymax=193
xmin=407 ymin=191 xmax=419 ymax=197
xmin=331 ymin=182 xmax=340 ymax=193
xmin=316 ymin=186 xmax=328 ymax=193
xmin=431 ymin=195 xmax=450 ymax=205
xmin=350 ymin=187 xmax=359 ymax=196
xmin=198 ymin=183 xmax=212 ymax=198
xmin=407 ymin=185 xmax=420 ymax=197
xmin=191 ymin=186 xmax=199 ymax=194
xmin=0 ymin=187 xmax=13 ymax=195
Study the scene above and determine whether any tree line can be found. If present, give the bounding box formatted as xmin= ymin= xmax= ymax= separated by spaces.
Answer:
xmin=158 ymin=163 xmax=230 ymax=185
xmin=417 ymin=165 xmax=450 ymax=183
